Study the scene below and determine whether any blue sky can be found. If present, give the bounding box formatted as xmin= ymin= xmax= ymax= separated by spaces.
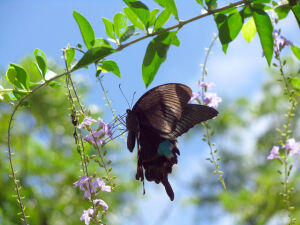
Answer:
xmin=1 ymin=0 xmax=299 ymax=224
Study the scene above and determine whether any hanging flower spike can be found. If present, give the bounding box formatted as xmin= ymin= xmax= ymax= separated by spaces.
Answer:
xmin=283 ymin=138 xmax=300 ymax=156
xmin=267 ymin=146 xmax=281 ymax=160
xmin=78 ymin=117 xmax=97 ymax=129
xmin=80 ymin=208 xmax=95 ymax=225
xmin=273 ymin=30 xmax=293 ymax=56
xmin=91 ymin=178 xmax=111 ymax=193
xmin=199 ymin=81 xmax=215 ymax=90
xmin=94 ymin=199 xmax=109 ymax=211
xmin=84 ymin=130 xmax=106 ymax=146
xmin=203 ymin=92 xmax=222 ymax=109
xmin=98 ymin=117 xmax=113 ymax=139
xmin=188 ymin=92 xmax=201 ymax=103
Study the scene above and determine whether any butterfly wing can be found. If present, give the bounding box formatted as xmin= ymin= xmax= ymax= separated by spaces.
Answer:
xmin=136 ymin=124 xmax=180 ymax=201
xmin=132 ymin=83 xmax=192 ymax=134
xmin=163 ymin=104 xmax=218 ymax=139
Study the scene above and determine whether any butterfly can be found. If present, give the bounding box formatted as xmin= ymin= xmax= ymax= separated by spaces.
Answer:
xmin=125 ymin=83 xmax=218 ymax=201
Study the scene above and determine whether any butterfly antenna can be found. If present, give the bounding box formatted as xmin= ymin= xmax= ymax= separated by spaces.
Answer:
xmin=130 ymin=91 xmax=136 ymax=108
xmin=119 ymin=84 xmax=130 ymax=108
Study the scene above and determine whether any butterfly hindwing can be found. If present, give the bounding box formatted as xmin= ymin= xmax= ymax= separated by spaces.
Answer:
xmin=138 ymin=125 xmax=179 ymax=200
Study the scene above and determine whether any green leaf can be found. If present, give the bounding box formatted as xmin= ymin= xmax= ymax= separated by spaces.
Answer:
xmin=49 ymin=81 xmax=61 ymax=88
xmin=72 ymin=47 xmax=116 ymax=71
xmin=34 ymin=49 xmax=47 ymax=77
xmin=102 ymin=18 xmax=115 ymax=40
xmin=291 ymin=1 xmax=300 ymax=28
xmin=291 ymin=77 xmax=300 ymax=89
xmin=227 ymin=12 xmax=243 ymax=41
xmin=149 ymin=9 xmax=160 ymax=27
xmin=73 ymin=11 xmax=95 ymax=49
xmin=241 ymin=5 xmax=252 ymax=19
xmin=251 ymin=7 xmax=274 ymax=65
xmin=123 ymin=0 xmax=150 ymax=26
xmin=0 ymin=86 xmax=12 ymax=102
xmin=12 ymin=90 xmax=27 ymax=100
xmin=171 ymin=34 xmax=180 ymax=46
xmin=252 ymin=0 xmax=271 ymax=3
xmin=98 ymin=60 xmax=121 ymax=77
xmin=6 ymin=63 xmax=30 ymax=90
xmin=251 ymin=3 xmax=272 ymax=11
xmin=219 ymin=7 xmax=238 ymax=15
xmin=275 ymin=4 xmax=290 ymax=20
xmin=291 ymin=45 xmax=300 ymax=60
xmin=94 ymin=38 xmax=113 ymax=48
xmin=195 ymin=0 xmax=205 ymax=7
xmin=65 ymin=48 xmax=75 ymax=69
xmin=0 ymin=93 xmax=11 ymax=102
xmin=113 ymin=13 xmax=128 ymax=40
xmin=120 ymin=25 xmax=135 ymax=42
xmin=205 ymin=0 xmax=217 ymax=10
xmin=242 ymin=17 xmax=257 ymax=43
xmin=214 ymin=14 xmax=229 ymax=53
xmin=154 ymin=9 xmax=171 ymax=31
xmin=123 ymin=7 xmax=145 ymax=30
xmin=142 ymin=31 xmax=177 ymax=87
xmin=153 ymin=0 xmax=179 ymax=19
xmin=29 ymin=80 xmax=44 ymax=88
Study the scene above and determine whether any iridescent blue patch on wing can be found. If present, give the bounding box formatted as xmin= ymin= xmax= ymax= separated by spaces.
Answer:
xmin=158 ymin=140 xmax=173 ymax=158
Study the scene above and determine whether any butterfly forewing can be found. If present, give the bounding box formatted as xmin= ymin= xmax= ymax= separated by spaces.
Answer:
xmin=133 ymin=83 xmax=192 ymax=134
xmin=165 ymin=104 xmax=218 ymax=139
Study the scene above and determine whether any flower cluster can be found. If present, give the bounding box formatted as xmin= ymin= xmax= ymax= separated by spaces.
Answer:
xmin=267 ymin=138 xmax=300 ymax=160
xmin=74 ymin=176 xmax=111 ymax=225
xmin=189 ymin=82 xmax=222 ymax=109
xmin=273 ymin=29 xmax=293 ymax=56
xmin=78 ymin=117 xmax=113 ymax=147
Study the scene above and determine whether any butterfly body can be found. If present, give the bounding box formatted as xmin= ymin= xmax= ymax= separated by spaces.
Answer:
xmin=126 ymin=83 xmax=218 ymax=201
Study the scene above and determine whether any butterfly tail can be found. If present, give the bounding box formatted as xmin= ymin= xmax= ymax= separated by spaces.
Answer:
xmin=162 ymin=174 xmax=174 ymax=201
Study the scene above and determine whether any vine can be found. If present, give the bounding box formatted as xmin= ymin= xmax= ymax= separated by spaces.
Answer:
xmin=267 ymin=29 xmax=298 ymax=224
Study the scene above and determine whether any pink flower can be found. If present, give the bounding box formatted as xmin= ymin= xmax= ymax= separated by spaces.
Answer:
xmin=283 ymin=138 xmax=300 ymax=156
xmin=98 ymin=117 xmax=113 ymax=139
xmin=199 ymin=82 xmax=215 ymax=90
xmin=73 ymin=176 xmax=91 ymax=191
xmin=273 ymin=30 xmax=293 ymax=55
xmin=188 ymin=92 xmax=201 ymax=103
xmin=84 ymin=131 xmax=106 ymax=146
xmin=203 ymin=92 xmax=222 ymax=109
xmin=267 ymin=146 xmax=281 ymax=160
xmin=91 ymin=178 xmax=111 ymax=193
xmin=78 ymin=117 xmax=97 ymax=129
xmin=74 ymin=176 xmax=111 ymax=199
xmin=80 ymin=208 xmax=94 ymax=225
xmin=94 ymin=199 xmax=109 ymax=211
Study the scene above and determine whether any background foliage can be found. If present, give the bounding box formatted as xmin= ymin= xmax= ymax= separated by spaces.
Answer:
xmin=1 ymin=0 xmax=300 ymax=224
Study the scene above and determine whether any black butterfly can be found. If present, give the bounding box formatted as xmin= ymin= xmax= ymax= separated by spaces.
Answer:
xmin=126 ymin=83 xmax=218 ymax=201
